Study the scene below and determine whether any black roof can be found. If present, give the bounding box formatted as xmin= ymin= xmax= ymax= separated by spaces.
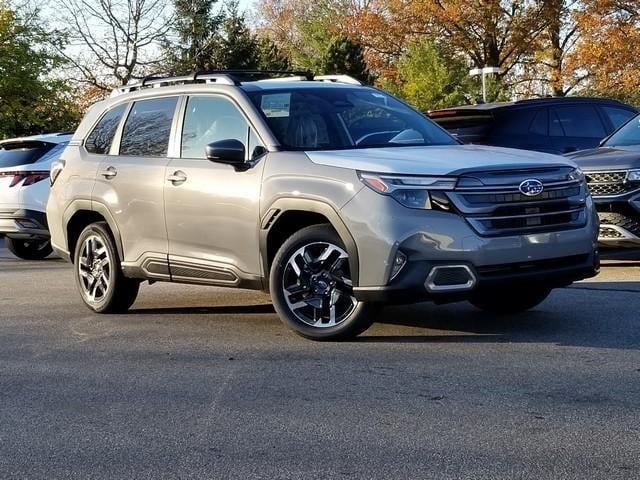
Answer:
xmin=429 ymin=96 xmax=637 ymax=115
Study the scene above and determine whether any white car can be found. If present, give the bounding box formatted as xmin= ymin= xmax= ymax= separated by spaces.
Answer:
xmin=0 ymin=133 xmax=72 ymax=259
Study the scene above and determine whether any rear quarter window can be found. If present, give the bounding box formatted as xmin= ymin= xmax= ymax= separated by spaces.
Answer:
xmin=85 ymin=103 xmax=127 ymax=154
xmin=492 ymin=109 xmax=538 ymax=135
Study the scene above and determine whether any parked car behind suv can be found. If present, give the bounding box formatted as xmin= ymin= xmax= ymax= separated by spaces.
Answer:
xmin=567 ymin=113 xmax=640 ymax=247
xmin=0 ymin=133 xmax=72 ymax=259
xmin=46 ymin=72 xmax=599 ymax=340
xmin=429 ymin=97 xmax=637 ymax=155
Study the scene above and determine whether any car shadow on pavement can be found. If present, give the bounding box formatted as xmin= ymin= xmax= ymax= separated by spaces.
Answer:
xmin=131 ymin=304 xmax=276 ymax=315
xmin=120 ymin=281 xmax=640 ymax=349
xmin=355 ymin=282 xmax=640 ymax=349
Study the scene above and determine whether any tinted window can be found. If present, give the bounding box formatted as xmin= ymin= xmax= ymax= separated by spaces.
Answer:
xmin=0 ymin=141 xmax=54 ymax=168
xmin=602 ymin=106 xmax=636 ymax=130
xmin=431 ymin=113 xmax=493 ymax=143
xmin=86 ymin=104 xmax=127 ymax=154
xmin=529 ymin=109 xmax=548 ymax=135
xmin=551 ymin=106 xmax=606 ymax=138
xmin=247 ymin=87 xmax=456 ymax=150
xmin=603 ymin=114 xmax=640 ymax=147
xmin=35 ymin=142 xmax=68 ymax=164
xmin=120 ymin=97 xmax=178 ymax=157
xmin=493 ymin=109 xmax=536 ymax=135
xmin=182 ymin=96 xmax=248 ymax=159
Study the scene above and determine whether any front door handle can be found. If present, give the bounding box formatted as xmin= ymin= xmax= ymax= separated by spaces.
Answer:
xmin=167 ymin=170 xmax=187 ymax=185
xmin=100 ymin=166 xmax=117 ymax=179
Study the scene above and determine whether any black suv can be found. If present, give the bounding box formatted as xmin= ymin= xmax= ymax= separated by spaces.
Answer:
xmin=567 ymin=113 xmax=640 ymax=248
xmin=429 ymin=97 xmax=637 ymax=155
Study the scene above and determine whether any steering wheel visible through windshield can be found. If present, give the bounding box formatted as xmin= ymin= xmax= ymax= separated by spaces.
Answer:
xmin=246 ymin=86 xmax=457 ymax=151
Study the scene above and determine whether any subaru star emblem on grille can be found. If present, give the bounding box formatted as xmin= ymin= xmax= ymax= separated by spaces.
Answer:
xmin=519 ymin=179 xmax=544 ymax=196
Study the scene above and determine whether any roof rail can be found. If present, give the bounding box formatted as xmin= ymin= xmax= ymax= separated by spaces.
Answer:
xmin=110 ymin=70 xmax=363 ymax=97
xmin=314 ymin=75 xmax=363 ymax=85
xmin=111 ymin=71 xmax=241 ymax=97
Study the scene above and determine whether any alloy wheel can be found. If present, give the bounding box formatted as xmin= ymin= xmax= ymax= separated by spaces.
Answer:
xmin=282 ymin=242 xmax=357 ymax=328
xmin=78 ymin=234 xmax=112 ymax=302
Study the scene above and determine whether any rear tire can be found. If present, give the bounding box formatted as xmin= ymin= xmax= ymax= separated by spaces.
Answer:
xmin=469 ymin=287 xmax=551 ymax=314
xmin=5 ymin=237 xmax=52 ymax=260
xmin=73 ymin=222 xmax=139 ymax=313
xmin=270 ymin=224 xmax=376 ymax=341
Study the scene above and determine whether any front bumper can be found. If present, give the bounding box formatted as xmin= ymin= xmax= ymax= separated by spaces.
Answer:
xmin=593 ymin=193 xmax=640 ymax=248
xmin=340 ymin=185 xmax=599 ymax=303
xmin=0 ymin=208 xmax=49 ymax=238
xmin=354 ymin=251 xmax=599 ymax=304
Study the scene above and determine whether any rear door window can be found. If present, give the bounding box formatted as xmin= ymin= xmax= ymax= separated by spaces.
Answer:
xmin=550 ymin=106 xmax=606 ymax=138
xmin=85 ymin=103 xmax=127 ymax=154
xmin=529 ymin=109 xmax=548 ymax=136
xmin=0 ymin=142 xmax=54 ymax=168
xmin=120 ymin=97 xmax=178 ymax=157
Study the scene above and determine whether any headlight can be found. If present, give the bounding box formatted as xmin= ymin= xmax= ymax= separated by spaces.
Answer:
xmin=627 ymin=169 xmax=640 ymax=182
xmin=568 ymin=168 xmax=585 ymax=183
xmin=358 ymin=172 xmax=457 ymax=210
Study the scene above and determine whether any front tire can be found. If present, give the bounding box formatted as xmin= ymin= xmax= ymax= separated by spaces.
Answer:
xmin=270 ymin=224 xmax=376 ymax=341
xmin=469 ymin=287 xmax=551 ymax=314
xmin=73 ymin=222 xmax=139 ymax=313
xmin=5 ymin=237 xmax=52 ymax=260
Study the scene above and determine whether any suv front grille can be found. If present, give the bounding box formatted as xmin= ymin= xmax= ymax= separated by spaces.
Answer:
xmin=585 ymin=171 xmax=638 ymax=197
xmin=448 ymin=168 xmax=587 ymax=237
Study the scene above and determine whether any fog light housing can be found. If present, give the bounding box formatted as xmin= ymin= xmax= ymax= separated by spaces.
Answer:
xmin=390 ymin=250 xmax=407 ymax=281
xmin=16 ymin=219 xmax=38 ymax=229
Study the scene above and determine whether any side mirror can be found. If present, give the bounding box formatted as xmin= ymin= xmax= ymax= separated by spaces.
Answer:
xmin=205 ymin=139 xmax=246 ymax=166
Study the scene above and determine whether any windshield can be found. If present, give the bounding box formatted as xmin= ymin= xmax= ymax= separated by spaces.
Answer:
xmin=0 ymin=141 xmax=55 ymax=169
xmin=247 ymin=87 xmax=457 ymax=151
xmin=35 ymin=142 xmax=68 ymax=165
xmin=604 ymin=114 xmax=640 ymax=147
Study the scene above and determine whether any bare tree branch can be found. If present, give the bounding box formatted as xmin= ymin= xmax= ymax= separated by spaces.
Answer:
xmin=52 ymin=0 xmax=173 ymax=90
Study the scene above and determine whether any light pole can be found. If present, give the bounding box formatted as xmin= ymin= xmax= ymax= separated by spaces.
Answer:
xmin=469 ymin=67 xmax=501 ymax=103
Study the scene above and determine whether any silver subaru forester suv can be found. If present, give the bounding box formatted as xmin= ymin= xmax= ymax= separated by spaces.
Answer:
xmin=47 ymin=71 xmax=599 ymax=340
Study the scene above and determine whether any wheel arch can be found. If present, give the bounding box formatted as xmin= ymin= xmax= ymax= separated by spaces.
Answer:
xmin=64 ymin=200 xmax=124 ymax=263
xmin=260 ymin=198 xmax=359 ymax=290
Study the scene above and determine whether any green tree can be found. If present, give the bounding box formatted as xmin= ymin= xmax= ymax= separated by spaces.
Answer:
xmin=381 ymin=40 xmax=475 ymax=111
xmin=166 ymin=0 xmax=291 ymax=74
xmin=0 ymin=3 xmax=80 ymax=138
xmin=256 ymin=37 xmax=290 ymax=71
xmin=165 ymin=0 xmax=222 ymax=73
xmin=210 ymin=1 xmax=260 ymax=69
xmin=321 ymin=36 xmax=372 ymax=83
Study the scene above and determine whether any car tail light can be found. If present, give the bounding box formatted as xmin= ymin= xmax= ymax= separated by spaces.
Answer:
xmin=0 ymin=171 xmax=50 ymax=187
xmin=50 ymin=159 xmax=65 ymax=186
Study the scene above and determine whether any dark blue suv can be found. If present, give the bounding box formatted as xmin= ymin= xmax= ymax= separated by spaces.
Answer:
xmin=429 ymin=97 xmax=637 ymax=155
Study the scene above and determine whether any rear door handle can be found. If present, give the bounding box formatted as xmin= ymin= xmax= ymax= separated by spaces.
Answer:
xmin=167 ymin=170 xmax=187 ymax=184
xmin=100 ymin=166 xmax=117 ymax=179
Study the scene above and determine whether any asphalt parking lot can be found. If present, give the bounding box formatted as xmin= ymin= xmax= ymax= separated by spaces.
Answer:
xmin=1 ymin=239 xmax=639 ymax=480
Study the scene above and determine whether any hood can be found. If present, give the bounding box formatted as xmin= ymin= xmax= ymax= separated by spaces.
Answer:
xmin=566 ymin=146 xmax=640 ymax=171
xmin=306 ymin=145 xmax=576 ymax=176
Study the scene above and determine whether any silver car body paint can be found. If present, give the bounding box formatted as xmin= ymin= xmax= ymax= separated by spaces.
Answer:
xmin=47 ymin=80 xmax=599 ymax=304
